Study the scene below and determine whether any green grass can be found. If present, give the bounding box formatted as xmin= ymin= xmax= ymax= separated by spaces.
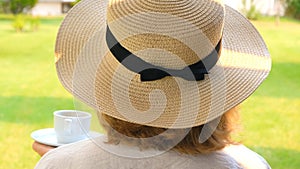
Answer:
xmin=241 ymin=19 xmax=300 ymax=169
xmin=0 ymin=16 xmax=75 ymax=168
xmin=0 ymin=16 xmax=299 ymax=168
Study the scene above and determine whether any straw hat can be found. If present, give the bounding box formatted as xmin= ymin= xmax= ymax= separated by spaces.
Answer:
xmin=55 ymin=0 xmax=271 ymax=128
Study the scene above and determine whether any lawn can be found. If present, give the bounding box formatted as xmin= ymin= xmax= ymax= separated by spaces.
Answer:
xmin=0 ymin=16 xmax=299 ymax=168
xmin=0 ymin=16 xmax=74 ymax=168
xmin=241 ymin=19 xmax=300 ymax=168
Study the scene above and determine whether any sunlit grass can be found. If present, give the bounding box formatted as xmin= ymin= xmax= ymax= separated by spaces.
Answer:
xmin=240 ymin=19 xmax=300 ymax=169
xmin=0 ymin=16 xmax=74 ymax=168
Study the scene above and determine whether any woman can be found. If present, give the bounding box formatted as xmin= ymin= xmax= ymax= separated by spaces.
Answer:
xmin=33 ymin=0 xmax=272 ymax=168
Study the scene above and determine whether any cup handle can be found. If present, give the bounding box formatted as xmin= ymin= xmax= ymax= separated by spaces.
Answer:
xmin=64 ymin=119 xmax=72 ymax=135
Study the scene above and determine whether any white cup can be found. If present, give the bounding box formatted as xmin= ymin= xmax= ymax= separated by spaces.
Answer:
xmin=54 ymin=110 xmax=92 ymax=144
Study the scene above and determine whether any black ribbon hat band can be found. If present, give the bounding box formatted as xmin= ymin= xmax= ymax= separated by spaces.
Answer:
xmin=106 ymin=26 xmax=221 ymax=82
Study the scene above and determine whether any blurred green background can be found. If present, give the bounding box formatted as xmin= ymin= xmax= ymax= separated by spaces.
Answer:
xmin=0 ymin=15 xmax=299 ymax=168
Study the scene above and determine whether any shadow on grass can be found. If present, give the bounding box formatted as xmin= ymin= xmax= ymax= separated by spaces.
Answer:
xmin=249 ymin=146 xmax=300 ymax=169
xmin=0 ymin=96 xmax=74 ymax=124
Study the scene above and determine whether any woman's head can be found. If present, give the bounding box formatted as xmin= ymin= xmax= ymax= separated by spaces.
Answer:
xmin=55 ymin=0 xmax=271 ymax=155
xmin=99 ymin=106 xmax=240 ymax=154
xmin=55 ymin=0 xmax=271 ymax=129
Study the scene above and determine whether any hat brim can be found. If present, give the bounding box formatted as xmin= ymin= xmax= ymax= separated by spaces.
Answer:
xmin=55 ymin=0 xmax=271 ymax=128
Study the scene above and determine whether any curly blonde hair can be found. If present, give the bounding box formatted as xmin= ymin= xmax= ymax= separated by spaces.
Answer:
xmin=99 ymin=107 xmax=240 ymax=154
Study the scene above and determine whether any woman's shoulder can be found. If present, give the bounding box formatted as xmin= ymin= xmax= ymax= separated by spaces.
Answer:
xmin=34 ymin=137 xmax=108 ymax=169
xmin=222 ymin=144 xmax=271 ymax=169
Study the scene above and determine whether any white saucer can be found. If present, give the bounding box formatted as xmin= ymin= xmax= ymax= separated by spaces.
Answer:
xmin=31 ymin=128 xmax=102 ymax=147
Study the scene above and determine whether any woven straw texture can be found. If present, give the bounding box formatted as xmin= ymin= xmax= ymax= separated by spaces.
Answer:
xmin=55 ymin=0 xmax=271 ymax=128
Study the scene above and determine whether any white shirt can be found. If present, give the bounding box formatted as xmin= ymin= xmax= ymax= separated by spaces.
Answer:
xmin=35 ymin=135 xmax=271 ymax=169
